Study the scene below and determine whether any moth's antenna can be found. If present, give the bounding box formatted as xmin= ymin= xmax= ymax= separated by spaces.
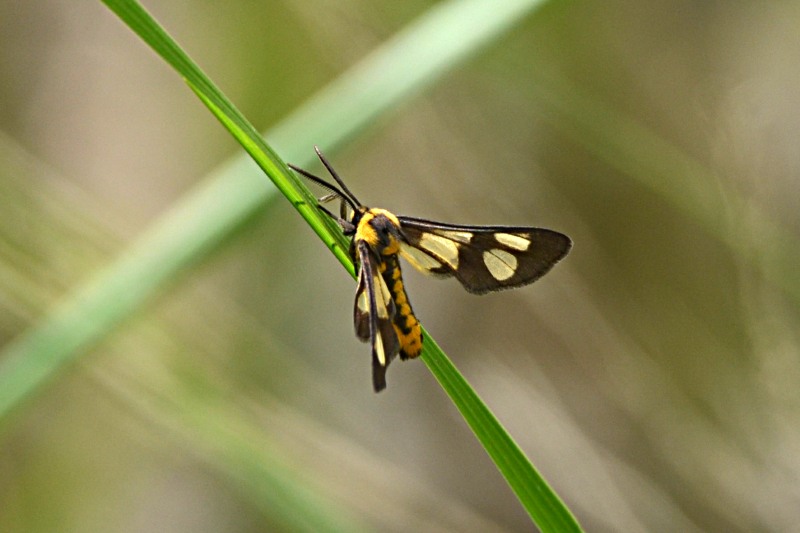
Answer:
xmin=288 ymin=163 xmax=359 ymax=214
xmin=314 ymin=146 xmax=363 ymax=208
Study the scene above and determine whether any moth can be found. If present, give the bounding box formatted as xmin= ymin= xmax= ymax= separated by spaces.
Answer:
xmin=290 ymin=147 xmax=572 ymax=392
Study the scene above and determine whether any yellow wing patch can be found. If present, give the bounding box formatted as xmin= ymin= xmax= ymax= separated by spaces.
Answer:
xmin=418 ymin=233 xmax=460 ymax=269
xmin=493 ymin=232 xmax=530 ymax=251
xmin=482 ymin=249 xmax=518 ymax=281
xmin=398 ymin=242 xmax=444 ymax=272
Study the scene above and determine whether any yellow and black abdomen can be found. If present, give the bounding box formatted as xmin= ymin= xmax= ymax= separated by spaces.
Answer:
xmin=356 ymin=207 xmax=424 ymax=362
xmin=379 ymin=255 xmax=423 ymax=360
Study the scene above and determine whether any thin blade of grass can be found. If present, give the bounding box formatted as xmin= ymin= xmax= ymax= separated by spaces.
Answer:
xmin=191 ymin=56 xmax=582 ymax=533
xmin=421 ymin=333 xmax=582 ymax=532
xmin=0 ymin=0 xmax=581 ymax=531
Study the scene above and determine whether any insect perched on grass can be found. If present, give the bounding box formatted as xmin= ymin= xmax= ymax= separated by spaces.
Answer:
xmin=290 ymin=147 xmax=572 ymax=392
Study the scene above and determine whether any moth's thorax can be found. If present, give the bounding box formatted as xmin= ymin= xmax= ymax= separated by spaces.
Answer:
xmin=355 ymin=208 xmax=402 ymax=255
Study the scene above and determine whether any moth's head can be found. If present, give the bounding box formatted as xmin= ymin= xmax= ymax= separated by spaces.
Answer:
xmin=356 ymin=208 xmax=403 ymax=254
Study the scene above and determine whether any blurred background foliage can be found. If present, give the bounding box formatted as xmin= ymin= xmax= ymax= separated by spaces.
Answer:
xmin=1 ymin=1 xmax=800 ymax=531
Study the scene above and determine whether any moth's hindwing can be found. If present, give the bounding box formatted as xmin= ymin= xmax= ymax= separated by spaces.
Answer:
xmin=354 ymin=240 xmax=400 ymax=391
xmin=397 ymin=216 xmax=572 ymax=295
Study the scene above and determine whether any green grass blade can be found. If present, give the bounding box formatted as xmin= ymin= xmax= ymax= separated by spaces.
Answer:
xmin=188 ymin=16 xmax=581 ymax=533
xmin=192 ymin=79 xmax=582 ymax=531
xmin=268 ymin=0 xmax=549 ymax=155
xmin=421 ymin=333 xmax=582 ymax=532
xmin=0 ymin=0 xmax=581 ymax=530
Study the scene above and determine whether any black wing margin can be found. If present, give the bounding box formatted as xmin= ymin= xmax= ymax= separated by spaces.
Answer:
xmin=397 ymin=216 xmax=571 ymax=295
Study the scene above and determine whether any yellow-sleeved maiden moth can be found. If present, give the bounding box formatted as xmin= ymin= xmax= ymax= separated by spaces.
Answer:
xmin=290 ymin=148 xmax=571 ymax=392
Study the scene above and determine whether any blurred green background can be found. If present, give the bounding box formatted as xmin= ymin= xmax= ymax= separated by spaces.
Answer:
xmin=2 ymin=1 xmax=800 ymax=531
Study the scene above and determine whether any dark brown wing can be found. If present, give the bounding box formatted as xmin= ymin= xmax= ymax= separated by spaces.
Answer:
xmin=353 ymin=240 xmax=400 ymax=391
xmin=397 ymin=216 xmax=571 ymax=295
